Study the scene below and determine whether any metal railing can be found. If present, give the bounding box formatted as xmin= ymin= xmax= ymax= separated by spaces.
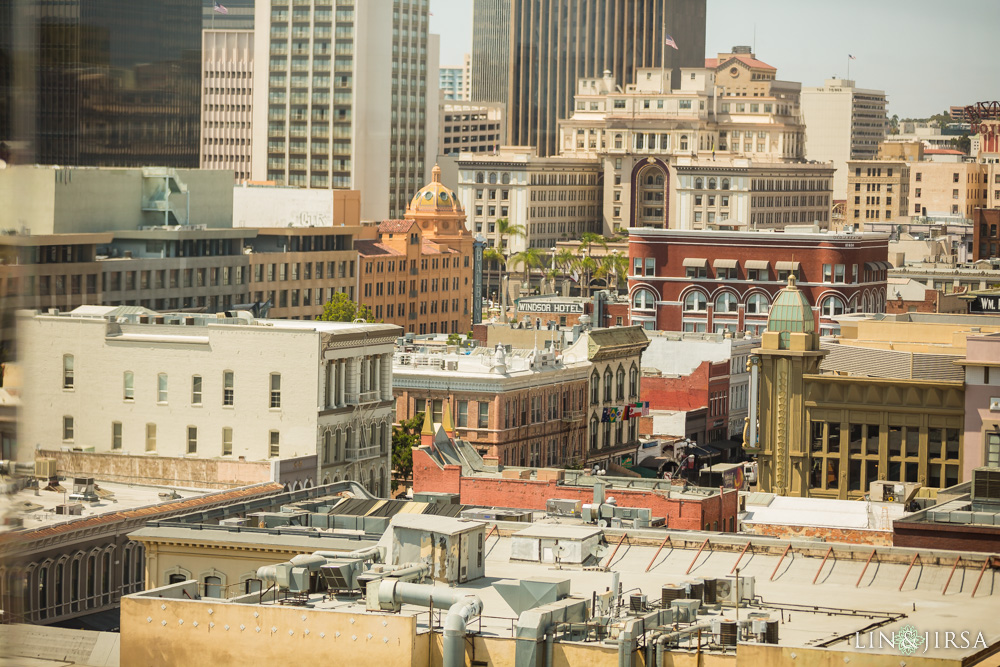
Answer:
xmin=345 ymin=390 xmax=380 ymax=404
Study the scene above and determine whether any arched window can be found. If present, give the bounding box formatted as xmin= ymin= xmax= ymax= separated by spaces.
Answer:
xmin=694 ymin=177 xmax=703 ymax=189
xmin=603 ymin=420 xmax=611 ymax=449
xmin=614 ymin=134 xmax=623 ymax=149
xmin=488 ymin=172 xmax=498 ymax=184
xmin=629 ymin=364 xmax=639 ymax=398
xmin=745 ymin=293 xmax=770 ymax=315
xmin=590 ymin=417 xmax=599 ymax=450
xmin=708 ymin=178 xmax=717 ymax=190
xmin=616 ymin=366 xmax=625 ymax=401
xmin=721 ymin=178 xmax=730 ymax=190
xmin=204 ymin=575 xmax=222 ymax=598
xmin=822 ymin=296 xmax=845 ymax=317
xmin=603 ymin=370 xmax=613 ymax=402
xmin=684 ymin=291 xmax=707 ymax=312
xmin=632 ymin=288 xmax=656 ymax=309
xmin=715 ymin=293 xmax=737 ymax=313
xmin=590 ymin=370 xmax=600 ymax=404
xmin=323 ymin=430 xmax=332 ymax=464
xmin=501 ymin=172 xmax=510 ymax=184
xmin=475 ymin=171 xmax=484 ymax=184
xmin=680 ymin=135 xmax=689 ymax=150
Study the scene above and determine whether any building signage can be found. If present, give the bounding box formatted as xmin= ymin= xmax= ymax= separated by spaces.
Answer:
xmin=518 ymin=301 xmax=585 ymax=314
xmin=969 ymin=295 xmax=1000 ymax=314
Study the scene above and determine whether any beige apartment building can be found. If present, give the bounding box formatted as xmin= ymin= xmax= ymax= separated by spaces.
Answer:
xmin=201 ymin=30 xmax=254 ymax=181
xmin=910 ymin=160 xmax=988 ymax=220
xmin=456 ymin=147 xmax=602 ymax=252
xmin=438 ymin=101 xmax=505 ymax=157
xmin=846 ymin=159 xmax=911 ymax=226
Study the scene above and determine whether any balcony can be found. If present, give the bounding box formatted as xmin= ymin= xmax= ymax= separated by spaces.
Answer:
xmin=345 ymin=390 xmax=380 ymax=404
xmin=346 ymin=445 xmax=382 ymax=462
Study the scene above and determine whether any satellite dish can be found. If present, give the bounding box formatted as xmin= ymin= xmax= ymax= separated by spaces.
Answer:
xmin=594 ymin=545 xmax=608 ymax=558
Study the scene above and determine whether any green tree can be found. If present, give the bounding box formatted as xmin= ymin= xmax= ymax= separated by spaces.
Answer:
xmin=391 ymin=412 xmax=423 ymax=491
xmin=510 ymin=246 xmax=543 ymax=293
xmin=496 ymin=218 xmax=525 ymax=308
xmin=950 ymin=134 xmax=971 ymax=154
xmin=317 ymin=292 xmax=376 ymax=322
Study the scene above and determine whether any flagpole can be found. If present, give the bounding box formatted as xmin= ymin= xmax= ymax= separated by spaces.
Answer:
xmin=847 ymin=55 xmax=850 ymax=81
xmin=660 ymin=0 xmax=666 ymax=94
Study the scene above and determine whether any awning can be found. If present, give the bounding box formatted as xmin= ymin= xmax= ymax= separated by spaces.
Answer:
xmin=713 ymin=259 xmax=738 ymax=269
xmin=745 ymin=260 xmax=769 ymax=270
xmin=682 ymin=257 xmax=708 ymax=268
xmin=775 ymin=260 xmax=801 ymax=271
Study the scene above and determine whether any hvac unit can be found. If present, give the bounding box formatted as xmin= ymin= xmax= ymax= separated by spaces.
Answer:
xmin=716 ymin=576 xmax=755 ymax=605
xmin=445 ymin=360 xmax=459 ymax=371
xmin=34 ymin=458 xmax=57 ymax=479
xmin=629 ymin=594 xmax=647 ymax=613
xmin=719 ymin=620 xmax=739 ymax=647
xmin=661 ymin=584 xmax=686 ymax=607
xmin=670 ymin=599 xmax=701 ymax=624
xmin=701 ymin=577 xmax=719 ymax=605
xmin=763 ymin=619 xmax=779 ymax=644
xmin=320 ymin=560 xmax=365 ymax=593
xmin=687 ymin=580 xmax=704 ymax=602
xmin=972 ymin=467 xmax=1000 ymax=504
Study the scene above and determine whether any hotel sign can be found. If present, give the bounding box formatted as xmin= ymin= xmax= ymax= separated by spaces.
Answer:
xmin=518 ymin=300 xmax=585 ymax=314
xmin=969 ymin=295 xmax=1000 ymax=314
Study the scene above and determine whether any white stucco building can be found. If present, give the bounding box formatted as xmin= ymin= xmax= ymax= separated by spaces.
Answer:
xmin=16 ymin=307 xmax=400 ymax=495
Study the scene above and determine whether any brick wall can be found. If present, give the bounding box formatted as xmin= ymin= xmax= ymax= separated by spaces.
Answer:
xmin=412 ymin=447 xmax=740 ymax=531
xmin=743 ymin=522 xmax=894 ymax=546
xmin=641 ymin=361 xmax=710 ymax=411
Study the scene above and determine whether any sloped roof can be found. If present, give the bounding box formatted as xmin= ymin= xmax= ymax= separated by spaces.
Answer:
xmin=355 ymin=240 xmax=404 ymax=256
xmin=378 ymin=219 xmax=416 ymax=234
xmin=706 ymin=55 xmax=776 ymax=71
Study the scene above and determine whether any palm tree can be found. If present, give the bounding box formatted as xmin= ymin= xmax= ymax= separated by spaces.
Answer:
xmin=482 ymin=247 xmax=505 ymax=313
xmin=576 ymin=255 xmax=598 ymax=298
xmin=510 ymin=247 xmax=543 ymax=294
xmin=495 ymin=218 xmax=524 ymax=308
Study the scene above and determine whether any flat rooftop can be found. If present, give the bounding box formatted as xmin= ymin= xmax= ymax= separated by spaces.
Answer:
xmin=392 ymin=346 xmax=586 ymax=378
xmin=189 ymin=526 xmax=999 ymax=659
xmin=0 ymin=479 xmax=210 ymax=535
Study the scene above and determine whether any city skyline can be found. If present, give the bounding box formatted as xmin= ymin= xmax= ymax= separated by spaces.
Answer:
xmin=430 ymin=0 xmax=999 ymax=119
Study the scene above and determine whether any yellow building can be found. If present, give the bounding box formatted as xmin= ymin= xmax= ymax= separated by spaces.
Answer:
xmin=356 ymin=165 xmax=474 ymax=335
xmin=846 ymin=159 xmax=910 ymax=225
xmin=910 ymin=159 xmax=988 ymax=220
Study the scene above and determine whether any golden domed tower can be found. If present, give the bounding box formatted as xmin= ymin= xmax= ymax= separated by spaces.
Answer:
xmin=405 ymin=164 xmax=470 ymax=245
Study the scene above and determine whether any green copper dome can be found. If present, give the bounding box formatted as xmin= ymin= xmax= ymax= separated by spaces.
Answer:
xmin=766 ymin=276 xmax=814 ymax=348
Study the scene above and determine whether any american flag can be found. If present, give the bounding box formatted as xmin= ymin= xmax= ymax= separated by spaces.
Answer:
xmin=664 ymin=34 xmax=678 ymax=50
xmin=849 ymin=54 xmax=856 ymax=60
xmin=214 ymin=2 xmax=228 ymax=14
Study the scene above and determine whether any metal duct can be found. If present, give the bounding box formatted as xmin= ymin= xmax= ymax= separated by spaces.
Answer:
xmin=653 ymin=623 xmax=714 ymax=667
xmin=375 ymin=581 xmax=482 ymax=667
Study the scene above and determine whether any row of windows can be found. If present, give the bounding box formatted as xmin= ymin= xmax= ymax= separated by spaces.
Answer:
xmin=589 ymin=365 xmax=640 ymax=404
xmin=61 ymin=416 xmax=282 ymax=458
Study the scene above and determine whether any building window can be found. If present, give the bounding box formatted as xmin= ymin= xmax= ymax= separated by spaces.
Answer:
xmin=112 ymin=422 xmax=122 ymax=449
xmin=157 ymin=373 xmax=168 ymax=403
xmin=187 ymin=426 xmax=198 ymax=454
xmin=145 ymin=423 xmax=157 ymax=452
xmin=644 ymin=257 xmax=655 ymax=276
xmin=270 ymin=373 xmax=281 ymax=408
xmin=223 ymin=371 xmax=234 ymax=406
xmin=457 ymin=400 xmax=468 ymax=427
xmin=629 ymin=364 xmax=639 ymax=398
xmin=616 ymin=367 xmax=625 ymax=401
xmin=222 ymin=427 xmax=233 ymax=456
xmin=123 ymin=371 xmax=134 ymax=401
xmin=604 ymin=370 xmax=613 ymax=402
xmin=632 ymin=288 xmax=656 ymax=309
xmin=477 ymin=401 xmax=490 ymax=429
xmin=591 ymin=371 xmax=600 ymax=404
xmin=63 ymin=416 xmax=74 ymax=441
xmin=684 ymin=291 xmax=707 ymax=312
xmin=821 ymin=296 xmax=845 ymax=317
xmin=715 ymin=293 xmax=737 ymax=313
xmin=746 ymin=293 xmax=770 ymax=314
xmin=191 ymin=375 xmax=202 ymax=405
xmin=269 ymin=431 xmax=280 ymax=457
xmin=63 ymin=355 xmax=74 ymax=389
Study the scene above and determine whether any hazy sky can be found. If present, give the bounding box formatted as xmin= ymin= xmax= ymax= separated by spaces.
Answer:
xmin=429 ymin=0 xmax=1000 ymax=119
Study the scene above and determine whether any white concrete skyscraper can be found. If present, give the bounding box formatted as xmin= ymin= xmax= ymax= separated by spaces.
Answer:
xmin=252 ymin=0 xmax=431 ymax=220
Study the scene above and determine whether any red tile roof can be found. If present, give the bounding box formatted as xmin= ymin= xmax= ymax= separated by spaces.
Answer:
xmin=924 ymin=148 xmax=965 ymax=155
xmin=355 ymin=240 xmax=404 ymax=256
xmin=706 ymin=55 xmax=776 ymax=71
xmin=378 ymin=219 xmax=415 ymax=234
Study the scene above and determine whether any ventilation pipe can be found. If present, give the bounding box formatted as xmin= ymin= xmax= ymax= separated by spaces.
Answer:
xmin=650 ymin=623 xmax=714 ymax=666
xmin=312 ymin=545 xmax=385 ymax=563
xmin=375 ymin=580 xmax=482 ymax=667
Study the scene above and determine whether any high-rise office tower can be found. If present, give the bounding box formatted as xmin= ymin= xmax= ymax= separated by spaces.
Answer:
xmin=201 ymin=30 xmax=254 ymax=181
xmin=252 ymin=0 xmax=431 ymax=220
xmin=470 ymin=0 xmax=510 ymax=104
xmin=0 ymin=0 xmax=202 ymax=167
xmin=506 ymin=0 xmax=706 ymax=157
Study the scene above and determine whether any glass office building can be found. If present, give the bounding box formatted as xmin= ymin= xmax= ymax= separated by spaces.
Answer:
xmin=1 ymin=0 xmax=201 ymax=167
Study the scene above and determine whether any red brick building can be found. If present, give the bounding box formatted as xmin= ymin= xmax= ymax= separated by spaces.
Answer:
xmin=628 ymin=228 xmax=890 ymax=335
xmin=640 ymin=360 xmax=730 ymax=443
xmin=411 ymin=446 xmax=741 ymax=532
xmin=972 ymin=208 xmax=1000 ymax=261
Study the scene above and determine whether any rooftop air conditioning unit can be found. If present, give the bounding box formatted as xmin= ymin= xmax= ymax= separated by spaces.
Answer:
xmin=971 ymin=467 xmax=1000 ymax=503
xmin=629 ymin=594 xmax=646 ymax=613
xmin=445 ymin=360 xmax=459 ymax=371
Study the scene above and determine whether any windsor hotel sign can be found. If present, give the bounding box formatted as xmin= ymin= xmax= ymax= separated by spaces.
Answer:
xmin=518 ymin=300 xmax=585 ymax=314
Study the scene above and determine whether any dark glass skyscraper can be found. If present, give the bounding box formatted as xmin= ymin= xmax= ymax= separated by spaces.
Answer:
xmin=0 ymin=0 xmax=201 ymax=167
xmin=505 ymin=0 xmax=706 ymax=157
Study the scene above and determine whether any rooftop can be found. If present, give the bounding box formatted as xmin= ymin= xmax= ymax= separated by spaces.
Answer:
xmin=392 ymin=345 xmax=587 ymax=379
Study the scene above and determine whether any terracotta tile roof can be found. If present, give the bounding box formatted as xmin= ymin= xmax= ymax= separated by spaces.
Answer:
xmin=0 ymin=482 xmax=283 ymax=546
xmin=706 ymin=55 xmax=776 ymax=71
xmin=355 ymin=240 xmax=404 ymax=256
xmin=378 ymin=219 xmax=416 ymax=234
